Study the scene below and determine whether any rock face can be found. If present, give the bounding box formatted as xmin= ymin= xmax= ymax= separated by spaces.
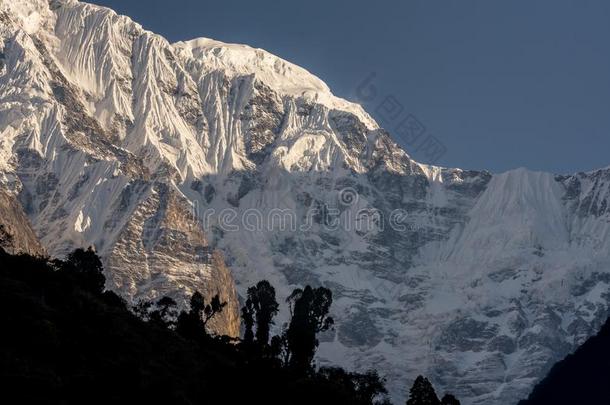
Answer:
xmin=104 ymin=182 xmax=239 ymax=337
xmin=1 ymin=1 xmax=610 ymax=404
xmin=0 ymin=188 xmax=45 ymax=255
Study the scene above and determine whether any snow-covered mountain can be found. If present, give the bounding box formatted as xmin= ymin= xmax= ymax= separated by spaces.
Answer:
xmin=2 ymin=1 xmax=610 ymax=403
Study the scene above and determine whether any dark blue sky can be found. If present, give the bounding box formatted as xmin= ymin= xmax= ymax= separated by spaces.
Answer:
xmin=90 ymin=0 xmax=610 ymax=174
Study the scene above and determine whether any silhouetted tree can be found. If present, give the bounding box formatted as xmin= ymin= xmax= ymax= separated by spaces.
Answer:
xmin=270 ymin=331 xmax=290 ymax=366
xmin=441 ymin=393 xmax=460 ymax=405
xmin=407 ymin=375 xmax=440 ymax=405
xmin=101 ymin=290 xmax=127 ymax=309
xmin=190 ymin=290 xmax=205 ymax=311
xmin=247 ymin=280 xmax=279 ymax=346
xmin=149 ymin=296 xmax=178 ymax=327
xmin=241 ymin=298 xmax=255 ymax=345
xmin=286 ymin=285 xmax=334 ymax=373
xmin=353 ymin=370 xmax=389 ymax=404
xmin=318 ymin=367 xmax=390 ymax=404
xmin=203 ymin=294 xmax=226 ymax=327
xmin=176 ymin=291 xmax=226 ymax=340
xmin=64 ymin=247 xmax=105 ymax=293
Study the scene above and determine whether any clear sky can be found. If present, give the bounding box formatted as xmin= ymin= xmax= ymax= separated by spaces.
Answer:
xmin=89 ymin=0 xmax=610 ymax=174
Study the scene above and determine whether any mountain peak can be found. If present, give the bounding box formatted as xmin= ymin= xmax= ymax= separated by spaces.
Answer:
xmin=2 ymin=2 xmax=610 ymax=404
xmin=173 ymin=37 xmax=378 ymax=129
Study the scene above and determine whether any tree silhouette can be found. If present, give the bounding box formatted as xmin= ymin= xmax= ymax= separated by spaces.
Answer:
xmin=176 ymin=291 xmax=226 ymax=340
xmin=270 ymin=332 xmax=290 ymax=366
xmin=149 ymin=296 xmax=178 ymax=327
xmin=241 ymin=298 xmax=255 ymax=345
xmin=440 ymin=393 xmax=460 ymax=405
xmin=286 ymin=285 xmax=334 ymax=373
xmin=407 ymin=375 xmax=440 ymax=405
xmin=353 ymin=370 xmax=389 ymax=404
xmin=318 ymin=367 xmax=390 ymax=404
xmin=203 ymin=294 xmax=226 ymax=326
xmin=247 ymin=280 xmax=279 ymax=346
xmin=64 ymin=247 xmax=105 ymax=293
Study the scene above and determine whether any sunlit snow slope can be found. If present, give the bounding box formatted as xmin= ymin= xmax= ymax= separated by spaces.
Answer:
xmin=2 ymin=1 xmax=610 ymax=404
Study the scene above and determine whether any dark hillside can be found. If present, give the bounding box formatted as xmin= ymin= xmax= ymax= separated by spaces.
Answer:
xmin=0 ymin=249 xmax=389 ymax=404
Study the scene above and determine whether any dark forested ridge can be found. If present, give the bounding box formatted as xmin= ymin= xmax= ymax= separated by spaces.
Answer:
xmin=0 ymin=245 xmax=466 ymax=404
xmin=0 ymin=248 xmax=393 ymax=404
xmin=519 ymin=316 xmax=610 ymax=405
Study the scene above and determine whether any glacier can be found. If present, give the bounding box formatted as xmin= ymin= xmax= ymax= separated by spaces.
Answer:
xmin=1 ymin=0 xmax=610 ymax=403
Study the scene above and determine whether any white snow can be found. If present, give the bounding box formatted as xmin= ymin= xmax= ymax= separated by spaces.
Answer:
xmin=174 ymin=38 xmax=379 ymax=130
xmin=74 ymin=209 xmax=91 ymax=232
xmin=1 ymin=0 xmax=46 ymax=34
xmin=2 ymin=2 xmax=610 ymax=405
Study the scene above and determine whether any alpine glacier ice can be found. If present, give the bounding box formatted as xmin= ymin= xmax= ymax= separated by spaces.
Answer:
xmin=1 ymin=1 xmax=610 ymax=404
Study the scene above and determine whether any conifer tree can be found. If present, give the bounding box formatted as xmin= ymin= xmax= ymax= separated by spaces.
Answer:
xmin=406 ymin=375 xmax=440 ymax=405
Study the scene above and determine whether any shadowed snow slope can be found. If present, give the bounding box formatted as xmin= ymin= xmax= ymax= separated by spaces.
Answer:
xmin=1 ymin=1 xmax=610 ymax=404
